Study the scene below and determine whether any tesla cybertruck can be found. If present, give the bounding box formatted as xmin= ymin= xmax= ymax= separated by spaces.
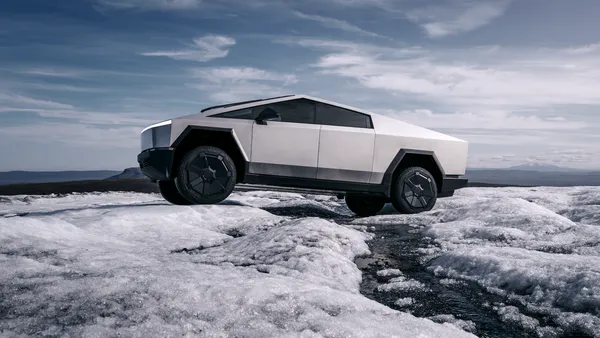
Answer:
xmin=138 ymin=95 xmax=469 ymax=216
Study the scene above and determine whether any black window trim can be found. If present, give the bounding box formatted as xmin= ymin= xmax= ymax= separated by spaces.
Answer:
xmin=211 ymin=98 xmax=374 ymax=129
xmin=212 ymin=98 xmax=317 ymax=124
xmin=212 ymin=107 xmax=256 ymax=120
xmin=200 ymin=95 xmax=295 ymax=113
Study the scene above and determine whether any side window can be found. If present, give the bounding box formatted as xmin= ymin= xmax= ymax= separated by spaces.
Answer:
xmin=315 ymin=103 xmax=372 ymax=128
xmin=213 ymin=108 xmax=254 ymax=120
xmin=253 ymin=99 xmax=315 ymax=124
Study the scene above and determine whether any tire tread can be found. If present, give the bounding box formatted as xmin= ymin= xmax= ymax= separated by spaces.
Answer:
xmin=174 ymin=146 xmax=237 ymax=204
xmin=391 ymin=166 xmax=438 ymax=214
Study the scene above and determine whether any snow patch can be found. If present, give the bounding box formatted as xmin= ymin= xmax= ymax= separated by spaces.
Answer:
xmin=183 ymin=217 xmax=370 ymax=293
xmin=428 ymin=314 xmax=477 ymax=333
xmin=376 ymin=268 xmax=403 ymax=277
xmin=0 ymin=191 xmax=474 ymax=337
xmin=377 ymin=276 xmax=427 ymax=292
xmin=349 ymin=186 xmax=600 ymax=335
xmin=394 ymin=297 xmax=415 ymax=307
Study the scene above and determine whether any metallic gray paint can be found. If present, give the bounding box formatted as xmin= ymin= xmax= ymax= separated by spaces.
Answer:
xmin=316 ymin=124 xmax=375 ymax=183
xmin=141 ymin=95 xmax=470 ymax=192
xmin=251 ymin=121 xmax=321 ymax=178
xmin=317 ymin=167 xmax=372 ymax=182
xmin=249 ymin=162 xmax=373 ymax=184
xmin=249 ymin=162 xmax=317 ymax=178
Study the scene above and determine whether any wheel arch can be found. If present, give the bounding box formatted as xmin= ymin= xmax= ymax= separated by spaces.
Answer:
xmin=381 ymin=149 xmax=444 ymax=196
xmin=171 ymin=126 xmax=248 ymax=182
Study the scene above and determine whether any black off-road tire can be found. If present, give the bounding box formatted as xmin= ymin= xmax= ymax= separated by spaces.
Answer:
xmin=391 ymin=166 xmax=438 ymax=214
xmin=174 ymin=146 xmax=237 ymax=205
xmin=157 ymin=180 xmax=193 ymax=205
xmin=345 ymin=193 xmax=386 ymax=217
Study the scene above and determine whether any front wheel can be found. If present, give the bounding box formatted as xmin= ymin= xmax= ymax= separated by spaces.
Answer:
xmin=391 ymin=167 xmax=438 ymax=214
xmin=345 ymin=194 xmax=386 ymax=217
xmin=174 ymin=146 xmax=237 ymax=204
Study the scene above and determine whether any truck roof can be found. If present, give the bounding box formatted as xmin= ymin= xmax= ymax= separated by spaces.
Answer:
xmin=200 ymin=94 xmax=378 ymax=118
xmin=200 ymin=95 xmax=295 ymax=113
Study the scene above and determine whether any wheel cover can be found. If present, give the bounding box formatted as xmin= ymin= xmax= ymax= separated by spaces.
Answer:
xmin=185 ymin=152 xmax=232 ymax=197
xmin=402 ymin=171 xmax=435 ymax=209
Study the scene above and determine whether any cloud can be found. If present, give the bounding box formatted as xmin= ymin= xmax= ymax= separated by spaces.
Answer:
xmin=564 ymin=43 xmax=600 ymax=54
xmin=405 ymin=0 xmax=513 ymax=38
xmin=191 ymin=66 xmax=297 ymax=84
xmin=141 ymin=35 xmax=235 ymax=62
xmin=2 ymin=79 xmax=107 ymax=93
xmin=0 ymin=93 xmax=74 ymax=109
xmin=188 ymin=66 xmax=297 ymax=102
xmin=94 ymin=0 xmax=202 ymax=11
xmin=276 ymin=37 xmax=425 ymax=58
xmin=92 ymin=0 xmax=507 ymax=39
xmin=292 ymin=11 xmax=382 ymax=38
xmin=20 ymin=68 xmax=85 ymax=78
xmin=379 ymin=109 xmax=586 ymax=131
xmin=0 ymin=122 xmax=141 ymax=149
xmin=325 ymin=0 xmax=389 ymax=6
xmin=92 ymin=0 xmax=508 ymax=39
xmin=279 ymin=37 xmax=600 ymax=169
xmin=2 ymin=66 xmax=190 ymax=80
xmin=467 ymin=148 xmax=600 ymax=169
xmin=545 ymin=149 xmax=600 ymax=166
xmin=286 ymin=0 xmax=511 ymax=38
xmin=0 ymin=107 xmax=156 ymax=126
xmin=189 ymin=82 xmax=290 ymax=103
xmin=283 ymin=38 xmax=600 ymax=111
xmin=13 ymin=83 xmax=107 ymax=93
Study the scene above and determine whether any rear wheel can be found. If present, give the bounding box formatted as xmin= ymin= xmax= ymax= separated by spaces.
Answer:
xmin=174 ymin=146 xmax=237 ymax=204
xmin=391 ymin=166 xmax=438 ymax=214
xmin=157 ymin=180 xmax=192 ymax=205
xmin=345 ymin=194 xmax=386 ymax=217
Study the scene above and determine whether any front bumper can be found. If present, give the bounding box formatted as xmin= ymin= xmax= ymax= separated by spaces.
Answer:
xmin=137 ymin=147 xmax=175 ymax=181
xmin=438 ymin=176 xmax=468 ymax=198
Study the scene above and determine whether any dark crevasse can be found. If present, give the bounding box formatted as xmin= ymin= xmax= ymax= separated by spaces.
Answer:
xmin=259 ymin=201 xmax=595 ymax=338
xmin=351 ymin=222 xmax=590 ymax=338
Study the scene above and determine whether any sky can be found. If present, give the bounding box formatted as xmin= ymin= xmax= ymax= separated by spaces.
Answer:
xmin=1 ymin=0 xmax=600 ymax=171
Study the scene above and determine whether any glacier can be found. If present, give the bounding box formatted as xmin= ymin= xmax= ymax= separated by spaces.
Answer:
xmin=1 ymin=186 xmax=599 ymax=337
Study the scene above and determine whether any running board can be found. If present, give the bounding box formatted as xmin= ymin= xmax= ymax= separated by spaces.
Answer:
xmin=233 ymin=184 xmax=346 ymax=199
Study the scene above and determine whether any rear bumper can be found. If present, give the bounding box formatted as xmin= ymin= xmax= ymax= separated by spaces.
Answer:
xmin=137 ymin=147 xmax=175 ymax=181
xmin=438 ymin=176 xmax=468 ymax=198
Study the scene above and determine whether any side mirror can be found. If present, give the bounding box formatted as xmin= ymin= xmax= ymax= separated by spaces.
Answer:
xmin=255 ymin=108 xmax=280 ymax=125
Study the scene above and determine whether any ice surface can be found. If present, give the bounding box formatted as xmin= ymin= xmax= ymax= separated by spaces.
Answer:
xmin=427 ymin=314 xmax=477 ymax=334
xmin=0 ymin=191 xmax=164 ymax=215
xmin=0 ymin=192 xmax=474 ymax=338
xmin=376 ymin=268 xmax=403 ymax=277
xmin=4 ymin=187 xmax=599 ymax=336
xmin=377 ymin=276 xmax=428 ymax=293
xmin=394 ymin=297 xmax=415 ymax=307
xmin=355 ymin=186 xmax=600 ymax=336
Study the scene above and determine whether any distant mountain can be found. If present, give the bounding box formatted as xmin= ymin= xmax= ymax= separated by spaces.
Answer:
xmin=0 ymin=170 xmax=122 ymax=186
xmin=0 ymin=178 xmax=158 ymax=196
xmin=2 ymin=163 xmax=599 ymax=190
xmin=465 ymin=168 xmax=600 ymax=187
xmin=506 ymin=164 xmax=591 ymax=172
xmin=469 ymin=164 xmax=590 ymax=172
xmin=106 ymin=167 xmax=146 ymax=180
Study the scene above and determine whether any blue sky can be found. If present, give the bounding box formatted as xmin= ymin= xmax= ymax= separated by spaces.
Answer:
xmin=1 ymin=0 xmax=600 ymax=171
